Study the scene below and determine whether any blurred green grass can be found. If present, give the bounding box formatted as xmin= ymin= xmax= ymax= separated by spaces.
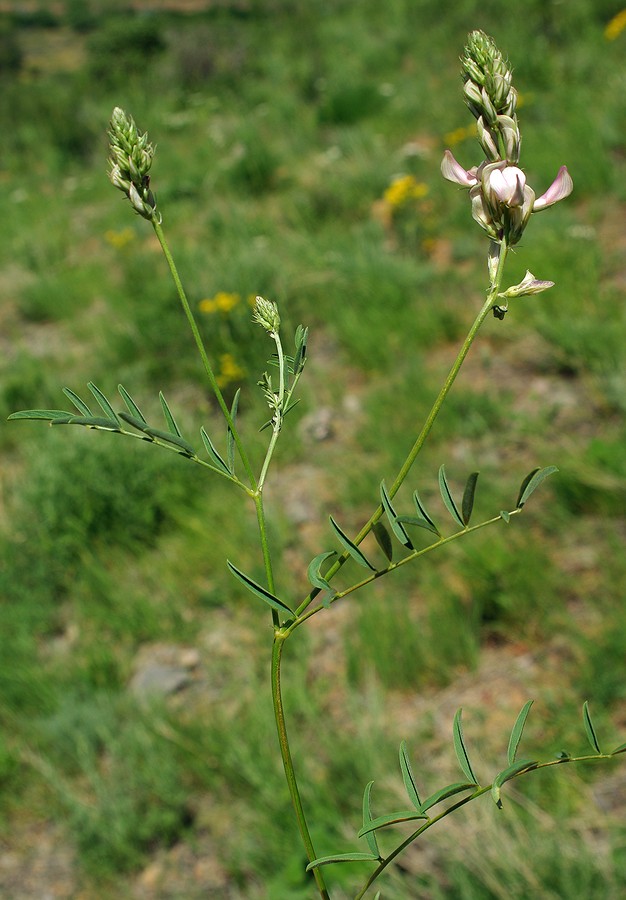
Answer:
xmin=1 ymin=1 xmax=625 ymax=896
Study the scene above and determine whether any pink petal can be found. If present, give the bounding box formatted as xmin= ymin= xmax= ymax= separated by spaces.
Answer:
xmin=441 ymin=150 xmax=478 ymax=187
xmin=533 ymin=166 xmax=573 ymax=210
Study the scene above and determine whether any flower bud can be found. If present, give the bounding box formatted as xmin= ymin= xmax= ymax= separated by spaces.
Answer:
xmin=252 ymin=296 xmax=281 ymax=334
xmin=107 ymin=107 xmax=159 ymax=223
xmin=499 ymin=271 xmax=555 ymax=298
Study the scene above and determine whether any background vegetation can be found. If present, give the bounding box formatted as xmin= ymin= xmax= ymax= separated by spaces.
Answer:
xmin=1 ymin=1 xmax=625 ymax=897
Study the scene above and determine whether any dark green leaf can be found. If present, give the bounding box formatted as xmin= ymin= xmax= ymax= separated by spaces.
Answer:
xmin=358 ymin=810 xmax=427 ymax=838
xmin=516 ymin=465 xmax=558 ymax=508
xmin=200 ymin=427 xmax=231 ymax=475
xmin=62 ymin=387 xmax=92 ymax=416
xmin=396 ymin=514 xmax=440 ymax=537
xmin=439 ymin=465 xmax=465 ymax=528
xmin=507 ymin=700 xmax=534 ymax=766
xmin=380 ymin=481 xmax=414 ymax=549
xmin=306 ymin=853 xmax=379 ymax=870
xmin=411 ymin=490 xmax=441 ymax=536
xmin=329 ymin=516 xmax=376 ymax=571
xmin=159 ymin=391 xmax=183 ymax=437
xmin=461 ymin=471 xmax=479 ymax=526
xmin=52 ymin=415 xmax=121 ymax=431
xmin=306 ymin=551 xmax=337 ymax=599
xmin=87 ymin=382 xmax=120 ymax=425
xmin=453 ymin=709 xmax=479 ymax=785
xmin=419 ymin=782 xmax=476 ymax=814
xmin=362 ymin=781 xmax=380 ymax=858
xmin=119 ymin=411 xmax=155 ymax=438
xmin=226 ymin=561 xmax=294 ymax=617
xmin=8 ymin=409 xmax=73 ymax=421
xmin=118 ymin=384 xmax=147 ymax=423
xmin=226 ymin=388 xmax=240 ymax=474
xmin=491 ymin=759 xmax=537 ymax=808
xmin=583 ymin=701 xmax=601 ymax=754
xmin=399 ymin=741 xmax=421 ymax=810
xmin=144 ymin=426 xmax=195 ymax=455
xmin=372 ymin=522 xmax=394 ymax=562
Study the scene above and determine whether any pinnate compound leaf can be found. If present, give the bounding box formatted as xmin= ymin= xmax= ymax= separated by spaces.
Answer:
xmin=491 ymin=759 xmax=537 ymax=808
xmin=439 ymin=465 xmax=465 ymax=528
xmin=200 ymin=427 xmax=231 ymax=475
xmin=358 ymin=810 xmax=427 ymax=838
xmin=87 ymin=382 xmax=120 ymax=425
xmin=226 ymin=561 xmax=294 ymax=617
xmin=583 ymin=700 xmax=602 ymax=754
xmin=62 ymin=387 xmax=93 ymax=416
xmin=399 ymin=741 xmax=421 ymax=810
xmin=461 ymin=471 xmax=479 ymax=526
xmin=8 ymin=409 xmax=74 ymax=421
xmin=226 ymin=388 xmax=240 ymax=474
xmin=306 ymin=853 xmax=379 ymax=870
xmin=380 ymin=481 xmax=414 ymax=549
xmin=329 ymin=516 xmax=376 ymax=571
xmin=516 ymin=465 xmax=558 ymax=508
xmin=453 ymin=709 xmax=479 ymax=785
xmin=118 ymin=384 xmax=147 ymax=423
xmin=306 ymin=551 xmax=337 ymax=602
xmin=362 ymin=781 xmax=380 ymax=858
xmin=372 ymin=521 xmax=393 ymax=562
xmin=419 ymin=782 xmax=476 ymax=814
xmin=159 ymin=391 xmax=183 ymax=437
xmin=507 ymin=700 xmax=534 ymax=766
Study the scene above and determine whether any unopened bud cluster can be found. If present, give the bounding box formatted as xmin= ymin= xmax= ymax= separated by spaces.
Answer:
xmin=442 ymin=31 xmax=572 ymax=248
xmin=252 ymin=296 xmax=281 ymax=334
xmin=108 ymin=107 xmax=160 ymax=223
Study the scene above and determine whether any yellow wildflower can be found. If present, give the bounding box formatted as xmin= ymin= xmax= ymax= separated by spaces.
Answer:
xmin=216 ymin=353 xmax=245 ymax=387
xmin=605 ymin=8 xmax=626 ymax=40
xmin=198 ymin=291 xmax=241 ymax=314
xmin=383 ymin=175 xmax=429 ymax=208
xmin=443 ymin=125 xmax=474 ymax=147
xmin=104 ymin=227 xmax=135 ymax=249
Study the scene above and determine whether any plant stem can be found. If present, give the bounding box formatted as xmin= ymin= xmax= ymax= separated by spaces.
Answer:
xmin=152 ymin=220 xmax=257 ymax=488
xmin=295 ymin=239 xmax=510 ymax=617
xmin=255 ymin=492 xmax=279 ymax=628
xmin=271 ymin=634 xmax=331 ymax=900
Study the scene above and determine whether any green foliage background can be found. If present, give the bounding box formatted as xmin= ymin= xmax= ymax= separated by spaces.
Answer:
xmin=1 ymin=1 xmax=625 ymax=897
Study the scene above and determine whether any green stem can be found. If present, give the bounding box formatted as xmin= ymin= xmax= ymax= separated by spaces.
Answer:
xmin=272 ymin=635 xmax=331 ymax=900
xmin=152 ymin=220 xmax=257 ymax=488
xmin=295 ymin=239 xmax=510 ymax=618
xmin=258 ymin=330 xmax=285 ymax=492
xmin=255 ymin=492 xmax=279 ymax=628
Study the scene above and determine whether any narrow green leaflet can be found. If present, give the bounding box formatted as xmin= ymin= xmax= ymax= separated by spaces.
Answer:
xmin=329 ymin=516 xmax=376 ymax=571
xmin=293 ymin=324 xmax=308 ymax=375
xmin=410 ymin=489 xmax=441 ymax=536
xmin=491 ymin=759 xmax=537 ymax=808
xmin=380 ymin=481 xmax=414 ymax=549
xmin=87 ymin=382 xmax=121 ymax=426
xmin=611 ymin=742 xmax=626 ymax=756
xmin=419 ymin=782 xmax=476 ymax=814
xmin=306 ymin=853 xmax=378 ymax=871
xmin=62 ymin=387 xmax=93 ymax=416
xmin=582 ymin=701 xmax=602 ymax=754
xmin=500 ymin=510 xmax=511 ymax=524
xmin=516 ymin=465 xmax=558 ymax=508
xmin=118 ymin=384 xmax=147 ymax=423
xmin=357 ymin=809 xmax=427 ymax=838
xmin=52 ymin=415 xmax=121 ymax=431
xmin=453 ymin=709 xmax=479 ymax=785
xmin=461 ymin=471 xmax=479 ymax=526
xmin=144 ymin=426 xmax=195 ymax=455
xmin=399 ymin=741 xmax=421 ymax=811
xmin=438 ymin=465 xmax=465 ymax=528
xmin=372 ymin=521 xmax=394 ymax=562
xmin=226 ymin=388 xmax=240 ymax=474
xmin=507 ymin=700 xmax=534 ymax=766
xmin=159 ymin=391 xmax=183 ymax=437
xmin=8 ymin=409 xmax=75 ymax=422
xmin=226 ymin=561 xmax=294 ymax=617
xmin=306 ymin=550 xmax=337 ymax=603
xmin=362 ymin=781 xmax=380 ymax=858
xmin=200 ymin=426 xmax=231 ymax=475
